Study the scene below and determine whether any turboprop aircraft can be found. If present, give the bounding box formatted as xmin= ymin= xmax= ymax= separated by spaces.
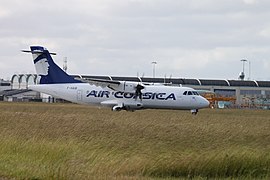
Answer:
xmin=23 ymin=46 xmax=209 ymax=115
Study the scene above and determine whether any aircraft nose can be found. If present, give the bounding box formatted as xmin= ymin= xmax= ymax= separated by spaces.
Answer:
xmin=200 ymin=97 xmax=210 ymax=108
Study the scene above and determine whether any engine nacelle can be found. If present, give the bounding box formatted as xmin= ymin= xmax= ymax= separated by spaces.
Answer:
xmin=111 ymin=81 xmax=143 ymax=93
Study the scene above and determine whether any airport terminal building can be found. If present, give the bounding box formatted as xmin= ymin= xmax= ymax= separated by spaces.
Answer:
xmin=1 ymin=73 xmax=269 ymax=109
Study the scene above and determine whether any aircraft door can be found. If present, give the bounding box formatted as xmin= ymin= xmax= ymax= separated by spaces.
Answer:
xmin=77 ymin=90 xmax=83 ymax=101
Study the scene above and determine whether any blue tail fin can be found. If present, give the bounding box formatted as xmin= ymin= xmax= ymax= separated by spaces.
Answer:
xmin=29 ymin=46 xmax=80 ymax=84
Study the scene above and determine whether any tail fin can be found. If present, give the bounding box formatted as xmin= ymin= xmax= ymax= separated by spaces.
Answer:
xmin=26 ymin=46 xmax=80 ymax=84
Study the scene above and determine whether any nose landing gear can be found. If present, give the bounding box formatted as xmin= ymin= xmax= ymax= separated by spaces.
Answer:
xmin=191 ymin=109 xmax=198 ymax=115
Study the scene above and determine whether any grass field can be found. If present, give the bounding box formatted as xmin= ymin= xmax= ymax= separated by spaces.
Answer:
xmin=0 ymin=102 xmax=270 ymax=179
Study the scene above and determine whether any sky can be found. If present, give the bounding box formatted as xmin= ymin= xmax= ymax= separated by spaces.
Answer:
xmin=1 ymin=0 xmax=270 ymax=80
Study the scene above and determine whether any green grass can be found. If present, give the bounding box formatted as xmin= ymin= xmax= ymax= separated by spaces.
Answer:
xmin=0 ymin=102 xmax=269 ymax=179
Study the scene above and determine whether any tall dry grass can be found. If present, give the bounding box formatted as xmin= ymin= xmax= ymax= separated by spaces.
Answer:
xmin=0 ymin=102 xmax=269 ymax=179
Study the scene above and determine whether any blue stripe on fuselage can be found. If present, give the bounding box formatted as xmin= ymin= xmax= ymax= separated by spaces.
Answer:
xmin=86 ymin=90 xmax=176 ymax=100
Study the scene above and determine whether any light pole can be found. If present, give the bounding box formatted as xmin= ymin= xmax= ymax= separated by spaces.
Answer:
xmin=241 ymin=59 xmax=247 ymax=73
xmin=239 ymin=59 xmax=247 ymax=80
xmin=151 ymin=61 xmax=157 ymax=78
xmin=248 ymin=61 xmax=251 ymax=80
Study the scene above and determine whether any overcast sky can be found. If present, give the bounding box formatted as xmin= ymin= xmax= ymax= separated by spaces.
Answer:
xmin=1 ymin=0 xmax=270 ymax=80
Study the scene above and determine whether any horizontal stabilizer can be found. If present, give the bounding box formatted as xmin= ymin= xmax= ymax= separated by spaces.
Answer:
xmin=21 ymin=50 xmax=57 ymax=55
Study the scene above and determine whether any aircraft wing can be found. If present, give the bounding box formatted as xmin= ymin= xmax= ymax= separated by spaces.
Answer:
xmin=76 ymin=77 xmax=145 ymax=93
xmin=76 ymin=77 xmax=121 ymax=90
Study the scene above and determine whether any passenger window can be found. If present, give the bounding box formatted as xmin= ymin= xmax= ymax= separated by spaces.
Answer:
xmin=188 ymin=91 xmax=192 ymax=95
xmin=183 ymin=91 xmax=187 ymax=95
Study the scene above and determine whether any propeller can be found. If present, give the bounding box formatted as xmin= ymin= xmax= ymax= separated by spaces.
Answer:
xmin=135 ymin=83 xmax=144 ymax=100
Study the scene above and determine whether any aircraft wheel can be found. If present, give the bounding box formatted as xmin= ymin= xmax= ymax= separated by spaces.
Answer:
xmin=191 ymin=109 xmax=198 ymax=115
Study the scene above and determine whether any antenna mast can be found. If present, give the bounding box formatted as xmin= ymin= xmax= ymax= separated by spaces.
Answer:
xmin=63 ymin=57 xmax=67 ymax=72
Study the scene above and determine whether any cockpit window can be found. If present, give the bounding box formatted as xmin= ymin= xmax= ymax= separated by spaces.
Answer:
xmin=183 ymin=91 xmax=200 ymax=96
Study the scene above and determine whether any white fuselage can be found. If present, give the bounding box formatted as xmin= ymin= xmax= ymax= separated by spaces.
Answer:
xmin=29 ymin=83 xmax=209 ymax=110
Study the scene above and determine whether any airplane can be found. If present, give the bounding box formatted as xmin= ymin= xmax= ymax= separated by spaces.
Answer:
xmin=23 ymin=46 xmax=209 ymax=115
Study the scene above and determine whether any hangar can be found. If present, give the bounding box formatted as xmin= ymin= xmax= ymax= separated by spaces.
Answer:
xmin=0 ymin=74 xmax=40 ymax=102
xmin=3 ymin=73 xmax=270 ymax=109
